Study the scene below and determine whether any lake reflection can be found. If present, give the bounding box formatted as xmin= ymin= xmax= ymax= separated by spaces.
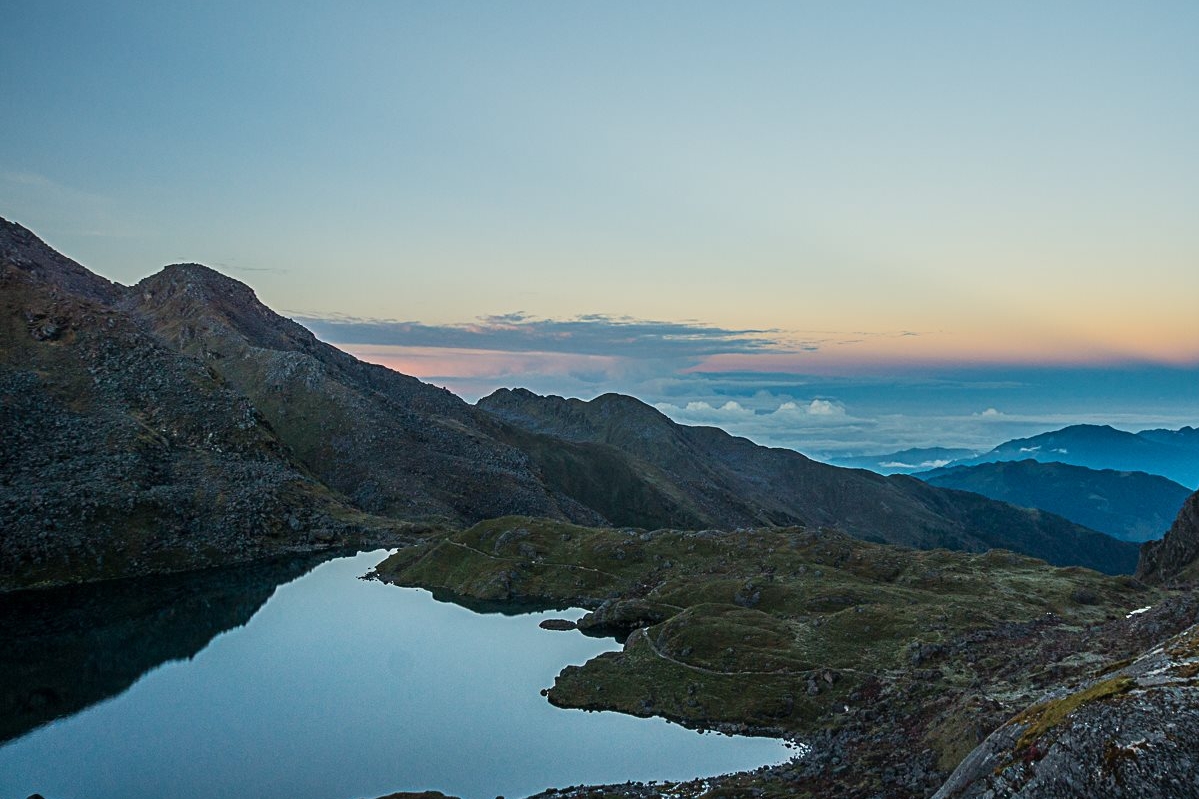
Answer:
xmin=0 ymin=550 xmax=790 ymax=799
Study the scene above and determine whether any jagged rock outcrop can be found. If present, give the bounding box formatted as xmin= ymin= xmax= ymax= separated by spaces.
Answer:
xmin=479 ymin=389 xmax=1140 ymax=574
xmin=1137 ymin=490 xmax=1199 ymax=585
xmin=933 ymin=622 xmax=1199 ymax=799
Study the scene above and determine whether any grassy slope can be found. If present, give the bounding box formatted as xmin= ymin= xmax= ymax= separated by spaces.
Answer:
xmin=374 ymin=517 xmax=1159 ymax=789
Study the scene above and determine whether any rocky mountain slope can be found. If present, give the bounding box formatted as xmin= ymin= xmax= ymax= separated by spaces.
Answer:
xmin=917 ymin=460 xmax=1192 ymax=542
xmin=0 ymin=216 xmax=1141 ymax=587
xmin=1136 ymin=490 xmax=1199 ymax=586
xmin=124 ymin=262 xmax=602 ymax=525
xmin=0 ymin=219 xmax=415 ymax=590
xmin=478 ymin=389 xmax=1139 ymax=573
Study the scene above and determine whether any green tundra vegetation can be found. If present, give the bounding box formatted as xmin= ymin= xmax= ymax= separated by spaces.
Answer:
xmin=373 ymin=516 xmax=1161 ymax=792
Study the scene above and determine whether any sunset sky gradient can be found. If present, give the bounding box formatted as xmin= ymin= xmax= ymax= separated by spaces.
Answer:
xmin=2 ymin=2 xmax=1196 ymax=456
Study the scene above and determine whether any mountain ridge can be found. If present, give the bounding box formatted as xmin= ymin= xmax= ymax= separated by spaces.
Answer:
xmin=478 ymin=388 xmax=1139 ymax=573
xmin=0 ymin=216 xmax=1141 ymax=587
xmin=946 ymin=424 xmax=1199 ymax=488
xmin=917 ymin=459 xmax=1192 ymax=542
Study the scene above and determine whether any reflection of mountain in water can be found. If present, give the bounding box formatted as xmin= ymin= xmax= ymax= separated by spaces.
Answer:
xmin=0 ymin=552 xmax=327 ymax=744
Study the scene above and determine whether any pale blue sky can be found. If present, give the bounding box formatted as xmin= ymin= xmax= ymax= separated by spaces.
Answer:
xmin=2 ymin=2 xmax=1197 ymax=452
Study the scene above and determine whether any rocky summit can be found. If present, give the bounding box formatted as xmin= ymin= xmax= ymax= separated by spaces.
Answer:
xmin=0 ymin=220 xmax=416 ymax=590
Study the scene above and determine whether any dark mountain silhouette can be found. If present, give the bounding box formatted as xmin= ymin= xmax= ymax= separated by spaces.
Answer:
xmin=917 ymin=460 xmax=1192 ymax=542
xmin=0 ymin=216 xmax=1140 ymax=586
xmin=951 ymin=424 xmax=1199 ymax=488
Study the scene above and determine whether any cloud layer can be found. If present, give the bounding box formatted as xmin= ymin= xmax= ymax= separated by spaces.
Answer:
xmin=295 ymin=313 xmax=1199 ymax=462
xmin=296 ymin=312 xmax=786 ymax=359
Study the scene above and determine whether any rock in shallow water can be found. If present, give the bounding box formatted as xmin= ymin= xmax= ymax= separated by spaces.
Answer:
xmin=539 ymin=618 xmax=578 ymax=631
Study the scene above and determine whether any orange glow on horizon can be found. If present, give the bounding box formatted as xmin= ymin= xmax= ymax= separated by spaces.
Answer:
xmin=339 ymin=344 xmax=622 ymax=380
xmin=334 ymin=339 xmax=1198 ymax=385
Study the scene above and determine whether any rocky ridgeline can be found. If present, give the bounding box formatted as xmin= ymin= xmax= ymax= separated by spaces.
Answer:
xmin=125 ymin=261 xmax=602 ymax=524
xmin=0 ymin=219 xmax=414 ymax=590
xmin=478 ymin=389 xmax=1140 ymax=574
xmin=2 ymin=215 xmax=1145 ymax=589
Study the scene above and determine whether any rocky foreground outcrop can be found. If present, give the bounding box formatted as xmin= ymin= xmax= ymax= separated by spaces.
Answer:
xmin=933 ymin=622 xmax=1199 ymax=799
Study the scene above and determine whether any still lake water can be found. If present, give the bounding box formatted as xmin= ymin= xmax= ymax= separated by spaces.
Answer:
xmin=0 ymin=550 xmax=790 ymax=799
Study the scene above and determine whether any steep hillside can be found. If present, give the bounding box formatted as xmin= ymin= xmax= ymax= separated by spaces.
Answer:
xmin=478 ymin=389 xmax=1140 ymax=574
xmin=917 ymin=460 xmax=1191 ymax=542
xmin=1136 ymin=491 xmax=1199 ymax=586
xmin=125 ymin=263 xmax=599 ymax=525
xmin=0 ymin=219 xmax=407 ymax=590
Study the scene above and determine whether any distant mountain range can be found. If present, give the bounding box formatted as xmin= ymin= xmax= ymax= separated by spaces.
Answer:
xmin=839 ymin=425 xmax=1199 ymax=487
xmin=831 ymin=447 xmax=979 ymax=474
xmin=0 ymin=217 xmax=1142 ymax=587
xmin=958 ymin=424 xmax=1199 ymax=488
xmin=917 ymin=460 xmax=1192 ymax=542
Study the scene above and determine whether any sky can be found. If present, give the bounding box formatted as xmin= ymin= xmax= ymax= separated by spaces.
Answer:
xmin=2 ymin=2 xmax=1197 ymax=459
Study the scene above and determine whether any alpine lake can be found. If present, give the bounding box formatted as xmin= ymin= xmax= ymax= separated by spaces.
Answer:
xmin=0 ymin=549 xmax=792 ymax=799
